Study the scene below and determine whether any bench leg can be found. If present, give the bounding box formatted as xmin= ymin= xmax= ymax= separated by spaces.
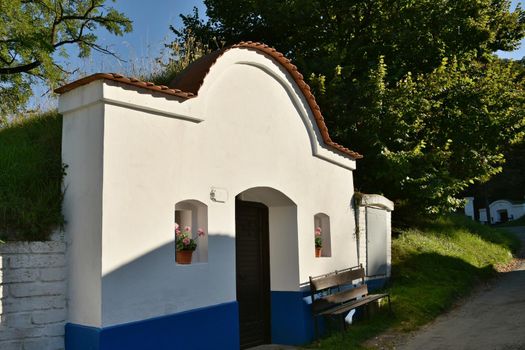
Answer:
xmin=387 ymin=295 xmax=392 ymax=314
xmin=314 ymin=316 xmax=319 ymax=340
xmin=363 ymin=304 xmax=369 ymax=320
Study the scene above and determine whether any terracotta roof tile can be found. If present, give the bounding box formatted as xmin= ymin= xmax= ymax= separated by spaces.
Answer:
xmin=55 ymin=42 xmax=362 ymax=160
xmin=54 ymin=73 xmax=195 ymax=99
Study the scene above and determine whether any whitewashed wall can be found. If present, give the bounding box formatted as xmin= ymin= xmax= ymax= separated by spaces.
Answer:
xmin=0 ymin=234 xmax=67 ymax=350
xmin=464 ymin=197 xmax=475 ymax=220
xmin=356 ymin=194 xmax=393 ymax=279
xmin=61 ymin=102 xmax=103 ymax=327
xmin=60 ymin=48 xmax=360 ymax=329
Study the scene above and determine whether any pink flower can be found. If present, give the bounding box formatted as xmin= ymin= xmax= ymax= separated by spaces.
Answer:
xmin=198 ymin=228 xmax=205 ymax=237
xmin=175 ymin=229 xmax=181 ymax=236
xmin=184 ymin=226 xmax=191 ymax=232
xmin=315 ymin=227 xmax=322 ymax=236
xmin=183 ymin=237 xmax=191 ymax=245
xmin=175 ymin=222 xmax=179 ymax=230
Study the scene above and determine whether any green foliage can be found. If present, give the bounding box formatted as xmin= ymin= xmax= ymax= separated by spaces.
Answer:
xmin=308 ymin=215 xmax=519 ymax=349
xmin=175 ymin=0 xmax=525 ymax=219
xmin=366 ymin=57 xmax=525 ymax=215
xmin=468 ymin=140 xmax=525 ymax=203
xmin=0 ymin=111 xmax=65 ymax=240
xmin=0 ymin=0 xmax=132 ymax=120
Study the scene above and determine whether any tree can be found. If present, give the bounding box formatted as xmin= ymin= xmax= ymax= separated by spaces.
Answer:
xmin=173 ymin=0 xmax=525 ymax=219
xmin=0 ymin=0 xmax=132 ymax=120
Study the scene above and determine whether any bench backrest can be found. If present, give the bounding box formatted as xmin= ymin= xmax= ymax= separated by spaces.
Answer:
xmin=309 ymin=266 xmax=368 ymax=315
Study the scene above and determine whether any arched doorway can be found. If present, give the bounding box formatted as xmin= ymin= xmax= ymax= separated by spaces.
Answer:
xmin=235 ymin=187 xmax=298 ymax=349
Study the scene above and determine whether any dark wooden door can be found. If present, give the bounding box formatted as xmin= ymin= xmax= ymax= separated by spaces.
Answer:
xmin=235 ymin=199 xmax=271 ymax=349
xmin=499 ymin=210 xmax=509 ymax=223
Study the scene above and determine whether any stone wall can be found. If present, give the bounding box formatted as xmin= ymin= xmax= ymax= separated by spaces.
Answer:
xmin=0 ymin=233 xmax=66 ymax=350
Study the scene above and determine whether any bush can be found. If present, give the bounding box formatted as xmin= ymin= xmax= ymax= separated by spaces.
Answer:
xmin=0 ymin=111 xmax=65 ymax=240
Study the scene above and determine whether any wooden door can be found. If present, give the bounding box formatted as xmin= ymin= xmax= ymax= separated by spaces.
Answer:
xmin=235 ymin=199 xmax=271 ymax=349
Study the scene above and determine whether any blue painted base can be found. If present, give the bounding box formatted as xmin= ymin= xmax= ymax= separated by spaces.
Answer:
xmin=66 ymin=283 xmax=391 ymax=350
xmin=366 ymin=277 xmax=388 ymax=291
xmin=66 ymin=302 xmax=239 ymax=350
xmin=271 ymin=290 xmax=323 ymax=345
xmin=270 ymin=277 xmax=390 ymax=345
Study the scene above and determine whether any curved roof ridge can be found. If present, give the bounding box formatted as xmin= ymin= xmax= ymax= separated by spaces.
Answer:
xmin=55 ymin=42 xmax=362 ymax=160
xmin=234 ymin=42 xmax=362 ymax=160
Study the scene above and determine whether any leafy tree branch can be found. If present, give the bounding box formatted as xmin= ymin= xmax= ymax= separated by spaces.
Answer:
xmin=0 ymin=0 xmax=132 ymax=118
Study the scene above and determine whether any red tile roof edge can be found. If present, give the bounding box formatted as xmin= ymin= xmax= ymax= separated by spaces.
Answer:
xmin=54 ymin=73 xmax=195 ymax=99
xmin=232 ymin=42 xmax=363 ymax=160
xmin=55 ymin=42 xmax=362 ymax=160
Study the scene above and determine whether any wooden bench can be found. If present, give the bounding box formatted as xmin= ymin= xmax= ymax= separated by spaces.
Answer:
xmin=309 ymin=265 xmax=391 ymax=338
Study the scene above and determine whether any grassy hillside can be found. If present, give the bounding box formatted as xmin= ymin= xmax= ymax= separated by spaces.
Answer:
xmin=0 ymin=111 xmax=64 ymax=241
xmin=310 ymin=215 xmax=519 ymax=349
xmin=497 ymin=215 xmax=525 ymax=227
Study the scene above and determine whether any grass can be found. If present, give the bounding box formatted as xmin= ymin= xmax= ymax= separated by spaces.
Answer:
xmin=0 ymin=111 xmax=65 ymax=241
xmin=497 ymin=215 xmax=525 ymax=227
xmin=307 ymin=215 xmax=520 ymax=349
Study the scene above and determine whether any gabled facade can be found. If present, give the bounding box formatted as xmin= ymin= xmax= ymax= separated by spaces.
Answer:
xmin=58 ymin=42 xmax=371 ymax=349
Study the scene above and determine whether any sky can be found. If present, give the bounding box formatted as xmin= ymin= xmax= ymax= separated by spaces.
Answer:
xmin=64 ymin=0 xmax=207 ymax=77
xmin=31 ymin=0 xmax=525 ymax=109
xmin=496 ymin=0 xmax=525 ymax=60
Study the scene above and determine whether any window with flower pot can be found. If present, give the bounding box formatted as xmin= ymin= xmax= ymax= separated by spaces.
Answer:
xmin=314 ymin=213 xmax=331 ymax=257
xmin=174 ymin=200 xmax=208 ymax=264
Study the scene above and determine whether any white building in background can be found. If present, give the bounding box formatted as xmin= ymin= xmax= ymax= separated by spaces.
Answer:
xmin=56 ymin=42 xmax=393 ymax=350
xmin=476 ymin=199 xmax=525 ymax=224
xmin=464 ymin=197 xmax=475 ymax=220
xmin=489 ymin=200 xmax=525 ymax=224
xmin=479 ymin=208 xmax=488 ymax=224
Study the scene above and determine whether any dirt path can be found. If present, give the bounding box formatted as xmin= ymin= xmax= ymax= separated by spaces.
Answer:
xmin=392 ymin=226 xmax=525 ymax=350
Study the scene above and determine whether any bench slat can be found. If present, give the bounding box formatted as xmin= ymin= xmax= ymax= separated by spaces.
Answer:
xmin=309 ymin=266 xmax=392 ymax=340
xmin=310 ymin=268 xmax=364 ymax=291
xmin=312 ymin=285 xmax=368 ymax=314
xmin=328 ymin=293 xmax=389 ymax=315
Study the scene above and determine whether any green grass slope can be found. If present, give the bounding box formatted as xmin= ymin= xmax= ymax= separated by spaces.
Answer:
xmin=0 ymin=111 xmax=64 ymax=241
xmin=310 ymin=215 xmax=520 ymax=349
xmin=497 ymin=214 xmax=525 ymax=227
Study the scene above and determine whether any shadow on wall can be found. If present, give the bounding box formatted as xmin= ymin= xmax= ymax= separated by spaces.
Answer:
xmin=71 ymin=233 xmax=239 ymax=350
xmin=102 ymin=233 xmax=235 ymax=323
xmin=68 ymin=228 xmax=314 ymax=349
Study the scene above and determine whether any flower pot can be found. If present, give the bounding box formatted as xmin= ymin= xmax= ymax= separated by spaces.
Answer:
xmin=315 ymin=247 xmax=322 ymax=257
xmin=176 ymin=250 xmax=193 ymax=264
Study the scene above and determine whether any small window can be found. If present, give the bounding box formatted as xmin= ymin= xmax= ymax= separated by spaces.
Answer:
xmin=314 ymin=213 xmax=332 ymax=257
xmin=175 ymin=200 xmax=208 ymax=264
